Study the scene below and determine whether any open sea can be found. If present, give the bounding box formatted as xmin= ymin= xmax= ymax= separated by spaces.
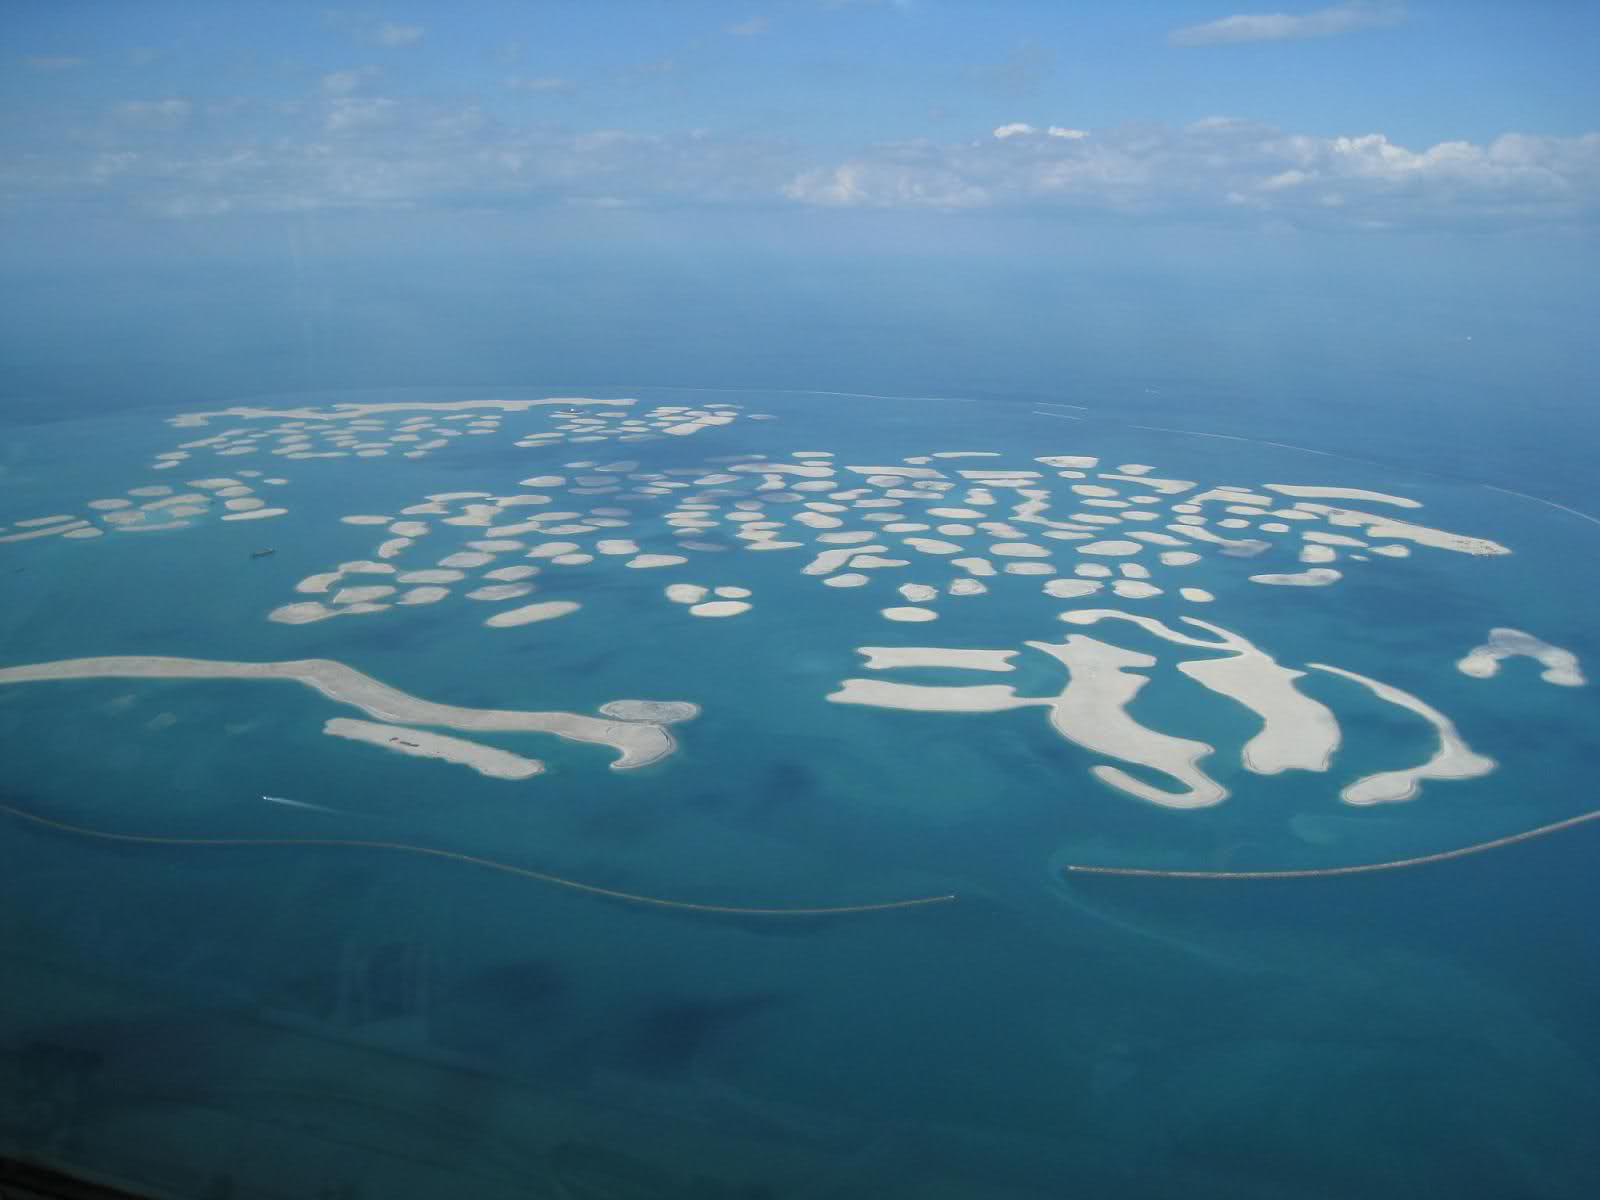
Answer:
xmin=2 ymin=263 xmax=1598 ymax=1198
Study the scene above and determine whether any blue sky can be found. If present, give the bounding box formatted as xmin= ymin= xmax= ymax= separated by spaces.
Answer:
xmin=2 ymin=0 xmax=1596 ymax=244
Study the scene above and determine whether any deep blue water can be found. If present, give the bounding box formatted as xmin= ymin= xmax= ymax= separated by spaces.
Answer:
xmin=2 ymin=264 xmax=1599 ymax=1198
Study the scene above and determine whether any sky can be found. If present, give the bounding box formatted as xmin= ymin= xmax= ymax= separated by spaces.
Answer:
xmin=2 ymin=0 xmax=1596 ymax=245
xmin=0 ymin=1 xmax=1595 ymax=452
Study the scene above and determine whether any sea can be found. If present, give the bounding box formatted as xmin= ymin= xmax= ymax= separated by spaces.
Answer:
xmin=1 ymin=253 xmax=1598 ymax=1199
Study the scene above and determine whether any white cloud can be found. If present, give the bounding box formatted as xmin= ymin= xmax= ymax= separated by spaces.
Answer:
xmin=1170 ymin=2 xmax=1404 ymax=47
xmin=727 ymin=16 xmax=770 ymax=36
xmin=24 ymin=55 xmax=86 ymax=71
xmin=782 ymin=121 xmax=1600 ymax=230
xmin=375 ymin=22 xmax=425 ymax=47
xmin=505 ymin=75 xmax=576 ymax=93
xmin=323 ymin=11 xmax=426 ymax=48
xmin=324 ymin=97 xmax=397 ymax=134
xmin=8 ymin=93 xmax=1595 ymax=235
xmin=321 ymin=67 xmax=379 ymax=96
xmin=113 ymin=99 xmax=192 ymax=130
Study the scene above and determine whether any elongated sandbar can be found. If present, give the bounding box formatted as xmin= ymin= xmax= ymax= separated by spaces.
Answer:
xmin=1249 ymin=568 xmax=1341 ymax=587
xmin=1309 ymin=663 xmax=1495 ymax=804
xmin=1293 ymin=504 xmax=1509 ymax=556
xmin=830 ymin=635 xmax=1227 ymax=808
xmin=324 ymin=718 xmax=545 ymax=779
xmin=1457 ymin=627 xmax=1585 ymax=687
xmin=171 ymin=397 xmax=635 ymax=427
xmin=1265 ymin=484 xmax=1421 ymax=508
xmin=1061 ymin=610 xmax=1341 ymax=774
xmin=485 ymin=601 xmax=581 ymax=627
xmin=0 ymin=656 xmax=677 ymax=769
xmin=857 ymin=647 xmax=1017 ymax=672
xmin=1026 ymin=636 xmax=1227 ymax=808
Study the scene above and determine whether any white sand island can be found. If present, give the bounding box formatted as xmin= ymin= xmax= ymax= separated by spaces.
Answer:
xmin=324 ymin=718 xmax=546 ymax=779
xmin=0 ymin=656 xmax=681 ymax=769
xmin=1457 ymin=627 xmax=1585 ymax=687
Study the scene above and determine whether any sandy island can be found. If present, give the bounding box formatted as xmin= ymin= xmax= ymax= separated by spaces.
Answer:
xmin=1308 ymin=663 xmax=1495 ymax=804
xmin=324 ymin=718 xmax=545 ymax=779
xmin=1457 ymin=627 xmax=1585 ymax=687
xmin=0 ymin=656 xmax=679 ymax=769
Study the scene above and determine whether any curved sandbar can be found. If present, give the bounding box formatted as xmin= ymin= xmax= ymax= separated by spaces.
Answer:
xmin=1293 ymin=503 xmax=1510 ymax=556
xmin=1309 ymin=663 xmax=1495 ymax=804
xmin=1264 ymin=484 xmax=1421 ymax=508
xmin=829 ymin=636 xmax=1227 ymax=809
xmin=1249 ymin=568 xmax=1341 ymax=587
xmin=324 ymin=718 xmax=545 ymax=779
xmin=1458 ymin=627 xmax=1585 ymax=687
xmin=1025 ymin=637 xmax=1226 ymax=808
xmin=1059 ymin=610 xmax=1340 ymax=774
xmin=170 ymin=397 xmax=636 ymax=427
xmin=0 ymin=656 xmax=678 ymax=770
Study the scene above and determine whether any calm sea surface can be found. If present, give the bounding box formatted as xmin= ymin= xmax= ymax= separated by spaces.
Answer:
xmin=2 ymin=364 xmax=1598 ymax=1196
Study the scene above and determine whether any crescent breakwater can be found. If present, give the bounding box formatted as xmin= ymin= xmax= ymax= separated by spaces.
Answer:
xmin=1062 ymin=808 xmax=1600 ymax=880
xmin=0 ymin=801 xmax=957 ymax=918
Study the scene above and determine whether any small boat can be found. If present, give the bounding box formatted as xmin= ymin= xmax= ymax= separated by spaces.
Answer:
xmin=250 ymin=547 xmax=276 ymax=559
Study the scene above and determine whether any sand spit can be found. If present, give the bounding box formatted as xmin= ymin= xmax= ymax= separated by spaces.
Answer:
xmin=0 ymin=521 xmax=92 ymax=543
xmin=171 ymin=397 xmax=635 ymax=427
xmin=1458 ymin=627 xmax=1586 ymax=687
xmin=467 ymin=583 xmax=534 ymax=601
xmin=485 ymin=601 xmax=581 ymax=627
xmin=1025 ymin=636 xmax=1227 ymax=808
xmin=858 ymin=647 xmax=1017 ymax=672
xmin=324 ymin=718 xmax=545 ymax=780
xmin=1037 ymin=456 xmax=1098 ymax=468
xmin=1293 ymin=504 xmax=1510 ymax=556
xmin=221 ymin=508 xmax=287 ymax=522
xmin=1249 ymin=568 xmax=1341 ymax=587
xmin=1061 ymin=610 xmax=1340 ymax=775
xmin=1265 ymin=484 xmax=1421 ymax=508
xmin=829 ymin=679 xmax=1029 ymax=714
xmin=0 ymin=655 xmax=677 ymax=768
xmin=1309 ymin=663 xmax=1495 ymax=804
xmin=832 ymin=636 xmax=1225 ymax=807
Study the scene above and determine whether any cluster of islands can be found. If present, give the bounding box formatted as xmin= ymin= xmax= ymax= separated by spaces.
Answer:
xmin=0 ymin=395 xmax=1584 ymax=813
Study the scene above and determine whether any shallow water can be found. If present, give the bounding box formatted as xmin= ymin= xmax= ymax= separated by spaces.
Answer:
xmin=2 ymin=384 xmax=1598 ymax=1198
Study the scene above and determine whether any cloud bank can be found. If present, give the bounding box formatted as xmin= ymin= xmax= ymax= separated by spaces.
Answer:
xmin=782 ymin=119 xmax=1599 ymax=230
xmin=1170 ymin=2 xmax=1405 ymax=47
xmin=1 ymin=90 xmax=1592 ymax=233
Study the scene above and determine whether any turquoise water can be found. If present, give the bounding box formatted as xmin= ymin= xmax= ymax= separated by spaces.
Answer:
xmin=2 ymin=385 xmax=1599 ymax=1197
